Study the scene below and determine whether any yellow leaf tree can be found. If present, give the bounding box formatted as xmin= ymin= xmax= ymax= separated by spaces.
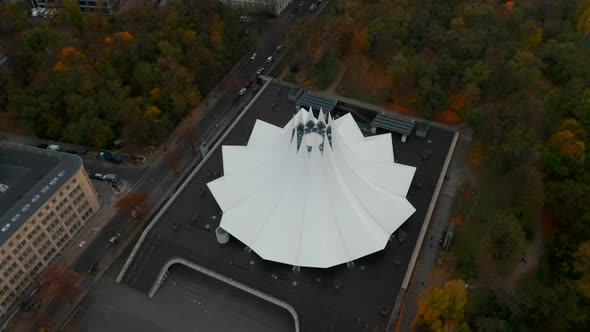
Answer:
xmin=417 ymin=279 xmax=469 ymax=332
xmin=548 ymin=118 xmax=586 ymax=160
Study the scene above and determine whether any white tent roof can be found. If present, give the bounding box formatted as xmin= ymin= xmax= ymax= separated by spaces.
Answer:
xmin=207 ymin=108 xmax=416 ymax=268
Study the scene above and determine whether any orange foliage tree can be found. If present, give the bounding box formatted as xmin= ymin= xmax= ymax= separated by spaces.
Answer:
xmin=417 ymin=279 xmax=469 ymax=332
xmin=23 ymin=263 xmax=84 ymax=330
xmin=164 ymin=150 xmax=182 ymax=175
xmin=548 ymin=119 xmax=586 ymax=160
xmin=115 ymin=192 xmax=149 ymax=217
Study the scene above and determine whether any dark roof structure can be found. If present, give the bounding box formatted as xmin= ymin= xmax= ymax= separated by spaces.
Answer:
xmin=295 ymin=93 xmax=337 ymax=113
xmin=0 ymin=141 xmax=82 ymax=245
xmin=371 ymin=112 xmax=415 ymax=137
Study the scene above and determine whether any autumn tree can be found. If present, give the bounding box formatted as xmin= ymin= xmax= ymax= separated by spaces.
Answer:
xmin=23 ymin=264 xmax=84 ymax=330
xmin=115 ymin=192 xmax=149 ymax=218
xmin=417 ymin=279 xmax=470 ymax=332
xmin=64 ymin=0 xmax=85 ymax=34
xmin=164 ymin=150 xmax=182 ymax=175
xmin=488 ymin=215 xmax=526 ymax=260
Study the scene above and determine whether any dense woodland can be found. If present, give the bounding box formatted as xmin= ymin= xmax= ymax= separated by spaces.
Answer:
xmin=288 ymin=0 xmax=590 ymax=330
xmin=0 ymin=1 xmax=254 ymax=146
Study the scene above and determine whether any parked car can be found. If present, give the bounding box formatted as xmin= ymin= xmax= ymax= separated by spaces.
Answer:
xmin=78 ymin=241 xmax=86 ymax=248
xmin=104 ymin=173 xmax=119 ymax=183
xmin=65 ymin=149 xmax=79 ymax=155
xmin=90 ymin=173 xmax=107 ymax=180
xmin=276 ymin=45 xmax=282 ymax=53
xmin=299 ymin=1 xmax=304 ymax=7
xmin=36 ymin=143 xmax=49 ymax=149
xmin=256 ymin=67 xmax=264 ymax=75
xmin=239 ymin=88 xmax=247 ymax=96
xmin=292 ymin=7 xmax=298 ymax=14
xmin=100 ymin=150 xmax=124 ymax=163
xmin=266 ymin=56 xmax=273 ymax=63
xmin=47 ymin=144 xmax=60 ymax=151
xmin=245 ymin=80 xmax=253 ymax=88
xmin=249 ymin=52 xmax=257 ymax=62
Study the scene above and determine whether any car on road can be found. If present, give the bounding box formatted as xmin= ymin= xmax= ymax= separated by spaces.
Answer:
xmin=256 ymin=67 xmax=264 ymax=75
xmin=109 ymin=233 xmax=121 ymax=246
xmin=266 ymin=56 xmax=273 ymax=63
xmin=239 ymin=88 xmax=247 ymax=96
xmin=78 ymin=241 xmax=86 ymax=248
xmin=249 ymin=52 xmax=257 ymax=62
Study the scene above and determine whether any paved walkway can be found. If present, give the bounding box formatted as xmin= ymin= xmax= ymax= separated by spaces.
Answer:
xmin=396 ymin=133 xmax=472 ymax=332
xmin=506 ymin=209 xmax=544 ymax=290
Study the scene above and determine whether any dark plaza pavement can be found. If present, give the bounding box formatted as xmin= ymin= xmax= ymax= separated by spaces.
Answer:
xmin=119 ymin=82 xmax=455 ymax=332
xmin=68 ymin=260 xmax=293 ymax=332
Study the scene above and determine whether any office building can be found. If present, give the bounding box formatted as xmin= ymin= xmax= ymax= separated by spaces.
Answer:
xmin=0 ymin=141 xmax=99 ymax=319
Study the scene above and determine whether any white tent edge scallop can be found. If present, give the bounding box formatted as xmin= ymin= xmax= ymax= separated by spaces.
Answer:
xmin=207 ymin=107 xmax=416 ymax=268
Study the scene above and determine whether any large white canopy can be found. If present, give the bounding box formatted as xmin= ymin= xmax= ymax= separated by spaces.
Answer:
xmin=207 ymin=108 xmax=416 ymax=268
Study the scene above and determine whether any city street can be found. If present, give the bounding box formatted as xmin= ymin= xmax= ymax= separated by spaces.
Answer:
xmin=70 ymin=0 xmax=320 ymax=277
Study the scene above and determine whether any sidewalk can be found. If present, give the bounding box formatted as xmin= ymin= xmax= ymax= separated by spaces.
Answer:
xmin=395 ymin=134 xmax=472 ymax=332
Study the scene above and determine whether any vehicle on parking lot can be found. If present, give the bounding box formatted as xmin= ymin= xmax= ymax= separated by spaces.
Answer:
xmin=276 ymin=45 xmax=282 ymax=52
xmin=47 ymin=144 xmax=60 ymax=151
xmin=65 ymin=149 xmax=79 ymax=155
xmin=249 ymin=52 xmax=257 ymax=62
xmin=239 ymin=88 xmax=247 ymax=96
xmin=266 ymin=56 xmax=273 ymax=63
xmin=78 ymin=241 xmax=86 ymax=248
xmin=100 ymin=150 xmax=124 ymax=163
xmin=310 ymin=3 xmax=317 ymax=11
xmin=256 ymin=67 xmax=264 ymax=75
xmin=239 ymin=15 xmax=252 ymax=24
xmin=299 ymin=1 xmax=304 ymax=7
xmin=36 ymin=143 xmax=49 ymax=149
xmin=292 ymin=7 xmax=298 ymax=14
xmin=246 ymin=80 xmax=253 ymax=88
xmin=90 ymin=173 xmax=107 ymax=180
xmin=104 ymin=173 xmax=119 ymax=183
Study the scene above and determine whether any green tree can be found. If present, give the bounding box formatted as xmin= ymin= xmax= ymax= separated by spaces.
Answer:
xmin=64 ymin=0 xmax=85 ymax=34
xmin=488 ymin=215 xmax=526 ymax=260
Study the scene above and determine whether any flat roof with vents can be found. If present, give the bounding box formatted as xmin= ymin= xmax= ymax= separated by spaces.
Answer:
xmin=0 ymin=141 xmax=82 ymax=245
xmin=295 ymin=93 xmax=337 ymax=113
xmin=371 ymin=112 xmax=415 ymax=140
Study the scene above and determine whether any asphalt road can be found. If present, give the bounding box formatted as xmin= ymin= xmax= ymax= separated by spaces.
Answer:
xmin=72 ymin=1 xmax=319 ymax=274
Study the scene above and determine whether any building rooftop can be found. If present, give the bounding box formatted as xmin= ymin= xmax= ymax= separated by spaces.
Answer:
xmin=207 ymin=108 xmax=416 ymax=268
xmin=121 ymin=82 xmax=455 ymax=331
xmin=0 ymin=141 xmax=82 ymax=245
xmin=295 ymin=93 xmax=337 ymax=113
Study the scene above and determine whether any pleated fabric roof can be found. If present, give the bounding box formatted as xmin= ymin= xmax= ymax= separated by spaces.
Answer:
xmin=207 ymin=108 xmax=416 ymax=268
